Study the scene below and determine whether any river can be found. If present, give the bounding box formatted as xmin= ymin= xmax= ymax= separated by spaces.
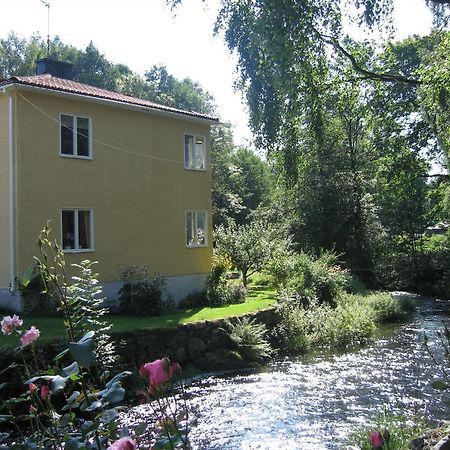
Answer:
xmin=126 ymin=294 xmax=450 ymax=449
xmin=185 ymin=294 xmax=450 ymax=449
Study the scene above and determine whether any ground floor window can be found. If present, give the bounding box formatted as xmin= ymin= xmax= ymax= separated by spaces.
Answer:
xmin=186 ymin=211 xmax=207 ymax=247
xmin=62 ymin=209 xmax=93 ymax=251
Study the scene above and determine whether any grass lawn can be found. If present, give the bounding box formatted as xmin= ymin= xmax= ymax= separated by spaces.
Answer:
xmin=0 ymin=287 xmax=277 ymax=347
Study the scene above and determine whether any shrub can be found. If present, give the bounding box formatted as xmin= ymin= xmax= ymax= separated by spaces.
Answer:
xmin=272 ymin=301 xmax=311 ymax=354
xmin=363 ymin=292 xmax=403 ymax=323
xmin=269 ymin=251 xmax=350 ymax=306
xmin=346 ymin=413 xmax=429 ymax=450
xmin=206 ymin=258 xmax=247 ymax=306
xmin=177 ymin=290 xmax=208 ymax=309
xmin=118 ymin=266 xmax=167 ymax=316
xmin=225 ymin=317 xmax=273 ymax=365
xmin=314 ymin=296 xmax=376 ymax=348
xmin=18 ymin=270 xmax=59 ymax=315
xmin=274 ymin=294 xmax=377 ymax=352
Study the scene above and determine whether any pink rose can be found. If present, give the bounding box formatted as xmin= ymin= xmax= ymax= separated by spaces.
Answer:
xmin=1 ymin=314 xmax=23 ymax=335
xmin=20 ymin=326 xmax=40 ymax=347
xmin=140 ymin=357 xmax=181 ymax=392
xmin=41 ymin=385 xmax=51 ymax=399
xmin=370 ymin=431 xmax=384 ymax=449
xmin=107 ymin=437 xmax=137 ymax=450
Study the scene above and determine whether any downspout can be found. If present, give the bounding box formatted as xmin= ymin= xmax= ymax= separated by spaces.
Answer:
xmin=2 ymin=86 xmax=16 ymax=296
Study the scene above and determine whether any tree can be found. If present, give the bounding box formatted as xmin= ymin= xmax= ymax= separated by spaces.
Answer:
xmin=215 ymin=219 xmax=278 ymax=286
xmin=143 ymin=64 xmax=216 ymax=115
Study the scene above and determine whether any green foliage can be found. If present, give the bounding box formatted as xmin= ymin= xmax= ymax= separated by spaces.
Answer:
xmin=311 ymin=296 xmax=376 ymax=348
xmin=68 ymin=261 xmax=117 ymax=371
xmin=273 ymin=292 xmax=407 ymax=353
xmin=225 ymin=317 xmax=273 ymax=365
xmin=206 ymin=257 xmax=247 ymax=307
xmin=215 ymin=218 xmax=282 ymax=286
xmin=18 ymin=268 xmax=57 ymax=315
xmin=363 ymin=292 xmax=404 ymax=323
xmin=347 ymin=413 xmax=429 ymax=450
xmin=144 ymin=64 xmax=216 ymax=114
xmin=268 ymin=251 xmax=350 ymax=307
xmin=272 ymin=302 xmax=312 ymax=354
xmin=118 ymin=266 xmax=167 ymax=316
xmin=211 ymin=127 xmax=272 ymax=228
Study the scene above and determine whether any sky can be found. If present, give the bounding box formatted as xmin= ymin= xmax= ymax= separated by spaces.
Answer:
xmin=0 ymin=0 xmax=434 ymax=146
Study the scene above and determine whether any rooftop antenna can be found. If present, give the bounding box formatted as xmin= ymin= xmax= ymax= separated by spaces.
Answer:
xmin=39 ymin=0 xmax=50 ymax=57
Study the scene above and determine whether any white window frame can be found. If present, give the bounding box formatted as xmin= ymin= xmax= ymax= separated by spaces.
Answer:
xmin=61 ymin=208 xmax=94 ymax=253
xmin=184 ymin=133 xmax=206 ymax=171
xmin=60 ymin=113 xmax=92 ymax=159
xmin=185 ymin=210 xmax=208 ymax=248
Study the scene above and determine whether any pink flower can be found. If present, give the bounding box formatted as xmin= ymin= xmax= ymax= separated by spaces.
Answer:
xmin=41 ymin=385 xmax=51 ymax=399
xmin=20 ymin=326 xmax=40 ymax=347
xmin=107 ymin=437 xmax=137 ymax=450
xmin=28 ymin=383 xmax=38 ymax=392
xmin=140 ymin=357 xmax=181 ymax=393
xmin=370 ymin=431 xmax=384 ymax=449
xmin=1 ymin=314 xmax=23 ymax=335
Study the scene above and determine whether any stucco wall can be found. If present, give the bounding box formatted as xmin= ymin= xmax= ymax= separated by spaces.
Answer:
xmin=0 ymin=93 xmax=11 ymax=289
xmin=14 ymin=90 xmax=212 ymax=289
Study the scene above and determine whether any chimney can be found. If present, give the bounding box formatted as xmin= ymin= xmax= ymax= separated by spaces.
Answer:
xmin=35 ymin=58 xmax=74 ymax=80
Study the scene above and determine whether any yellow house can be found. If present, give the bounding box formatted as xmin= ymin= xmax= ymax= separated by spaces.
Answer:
xmin=0 ymin=59 xmax=217 ymax=311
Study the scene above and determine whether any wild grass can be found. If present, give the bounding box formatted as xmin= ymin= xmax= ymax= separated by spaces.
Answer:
xmin=346 ymin=413 xmax=429 ymax=450
xmin=273 ymin=292 xmax=412 ymax=353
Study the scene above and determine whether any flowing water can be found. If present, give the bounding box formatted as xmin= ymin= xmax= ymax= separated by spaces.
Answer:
xmin=127 ymin=294 xmax=450 ymax=449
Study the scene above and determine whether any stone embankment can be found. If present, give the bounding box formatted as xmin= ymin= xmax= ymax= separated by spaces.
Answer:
xmin=114 ymin=307 xmax=278 ymax=371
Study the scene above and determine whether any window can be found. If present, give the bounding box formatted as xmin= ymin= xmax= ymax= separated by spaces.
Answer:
xmin=184 ymin=134 xmax=205 ymax=170
xmin=186 ymin=211 xmax=207 ymax=247
xmin=60 ymin=114 xmax=91 ymax=158
xmin=62 ymin=209 xmax=93 ymax=251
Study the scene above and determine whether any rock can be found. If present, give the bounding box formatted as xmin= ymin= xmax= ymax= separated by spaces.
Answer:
xmin=196 ymin=349 xmax=245 ymax=371
xmin=432 ymin=435 xmax=450 ymax=450
xmin=187 ymin=337 xmax=207 ymax=359
xmin=410 ymin=437 xmax=425 ymax=450
xmin=208 ymin=327 xmax=234 ymax=350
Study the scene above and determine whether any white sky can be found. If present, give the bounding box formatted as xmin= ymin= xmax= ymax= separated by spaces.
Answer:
xmin=0 ymin=0 xmax=434 ymax=146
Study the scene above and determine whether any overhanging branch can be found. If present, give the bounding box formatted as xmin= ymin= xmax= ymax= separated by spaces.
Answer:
xmin=318 ymin=33 xmax=423 ymax=86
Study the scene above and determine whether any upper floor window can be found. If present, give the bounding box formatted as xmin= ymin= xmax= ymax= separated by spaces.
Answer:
xmin=62 ymin=209 xmax=93 ymax=252
xmin=60 ymin=114 xmax=91 ymax=158
xmin=186 ymin=210 xmax=207 ymax=247
xmin=184 ymin=134 xmax=205 ymax=170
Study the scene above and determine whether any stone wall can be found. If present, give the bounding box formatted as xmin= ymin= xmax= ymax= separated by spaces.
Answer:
xmin=114 ymin=307 xmax=279 ymax=371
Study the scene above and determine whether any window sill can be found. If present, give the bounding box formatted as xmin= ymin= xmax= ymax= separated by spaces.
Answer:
xmin=186 ymin=244 xmax=208 ymax=248
xmin=184 ymin=166 xmax=207 ymax=172
xmin=63 ymin=249 xmax=95 ymax=253
xmin=60 ymin=154 xmax=93 ymax=160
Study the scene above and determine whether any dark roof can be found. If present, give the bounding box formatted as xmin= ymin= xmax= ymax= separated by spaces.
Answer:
xmin=1 ymin=74 xmax=218 ymax=122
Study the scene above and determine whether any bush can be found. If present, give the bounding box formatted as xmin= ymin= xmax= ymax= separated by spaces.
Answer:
xmin=206 ymin=258 xmax=247 ymax=306
xmin=363 ymin=292 xmax=403 ymax=323
xmin=118 ymin=266 xmax=167 ymax=316
xmin=268 ymin=251 xmax=350 ymax=307
xmin=177 ymin=290 xmax=208 ymax=309
xmin=18 ymin=268 xmax=58 ymax=315
xmin=274 ymin=294 xmax=377 ymax=352
xmin=226 ymin=317 xmax=273 ymax=365
xmin=314 ymin=296 xmax=376 ymax=348
xmin=272 ymin=301 xmax=312 ymax=354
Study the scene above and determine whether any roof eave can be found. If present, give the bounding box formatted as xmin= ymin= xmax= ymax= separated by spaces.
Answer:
xmin=0 ymin=81 xmax=219 ymax=125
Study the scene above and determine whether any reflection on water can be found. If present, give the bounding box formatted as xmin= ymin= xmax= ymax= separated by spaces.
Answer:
xmin=128 ymin=294 xmax=450 ymax=449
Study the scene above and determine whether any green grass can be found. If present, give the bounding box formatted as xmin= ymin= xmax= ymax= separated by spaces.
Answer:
xmin=0 ymin=288 xmax=277 ymax=347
